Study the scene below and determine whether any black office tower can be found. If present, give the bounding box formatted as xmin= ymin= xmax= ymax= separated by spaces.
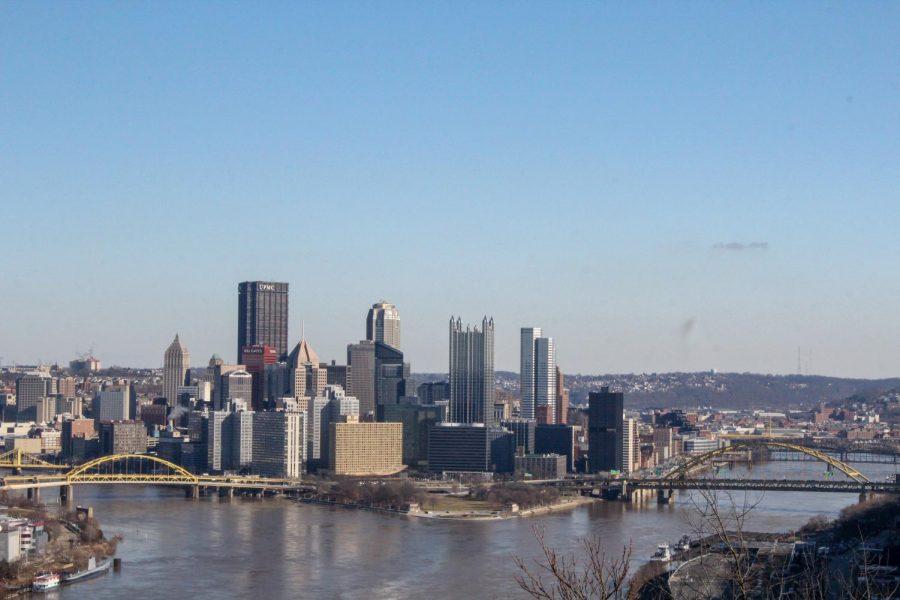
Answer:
xmin=237 ymin=281 xmax=289 ymax=361
xmin=588 ymin=386 xmax=623 ymax=472
xmin=535 ymin=424 xmax=576 ymax=472
xmin=374 ymin=342 xmax=408 ymax=413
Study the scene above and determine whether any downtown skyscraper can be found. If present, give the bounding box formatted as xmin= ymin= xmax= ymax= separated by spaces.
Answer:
xmin=588 ymin=386 xmax=624 ymax=472
xmin=237 ymin=281 xmax=289 ymax=361
xmin=163 ymin=334 xmax=190 ymax=407
xmin=520 ymin=327 xmax=557 ymax=423
xmin=366 ymin=301 xmax=401 ymax=349
xmin=448 ymin=317 xmax=495 ymax=425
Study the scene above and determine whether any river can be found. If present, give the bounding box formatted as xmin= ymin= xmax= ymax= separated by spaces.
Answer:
xmin=33 ymin=460 xmax=897 ymax=599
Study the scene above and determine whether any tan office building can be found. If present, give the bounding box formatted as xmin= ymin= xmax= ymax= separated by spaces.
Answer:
xmin=329 ymin=419 xmax=403 ymax=476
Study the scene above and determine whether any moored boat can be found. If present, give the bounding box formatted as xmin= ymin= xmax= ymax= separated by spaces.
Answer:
xmin=650 ymin=543 xmax=673 ymax=562
xmin=32 ymin=573 xmax=60 ymax=592
xmin=63 ymin=556 xmax=113 ymax=584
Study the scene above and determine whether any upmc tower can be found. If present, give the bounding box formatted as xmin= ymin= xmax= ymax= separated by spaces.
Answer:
xmin=237 ymin=281 xmax=289 ymax=361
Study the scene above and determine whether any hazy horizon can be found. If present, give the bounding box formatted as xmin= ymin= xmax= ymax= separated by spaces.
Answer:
xmin=3 ymin=4 xmax=900 ymax=378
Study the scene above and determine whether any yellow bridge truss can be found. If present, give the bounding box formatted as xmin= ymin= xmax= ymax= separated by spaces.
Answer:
xmin=664 ymin=439 xmax=871 ymax=483
xmin=65 ymin=453 xmax=199 ymax=484
xmin=0 ymin=448 xmax=67 ymax=470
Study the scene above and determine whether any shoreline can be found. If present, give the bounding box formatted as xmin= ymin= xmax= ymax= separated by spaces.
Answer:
xmin=296 ymin=494 xmax=595 ymax=522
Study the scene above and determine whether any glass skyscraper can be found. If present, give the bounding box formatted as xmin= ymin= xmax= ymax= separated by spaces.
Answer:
xmin=520 ymin=327 xmax=557 ymax=423
xmin=366 ymin=301 xmax=401 ymax=349
xmin=237 ymin=281 xmax=289 ymax=361
xmin=448 ymin=316 xmax=495 ymax=426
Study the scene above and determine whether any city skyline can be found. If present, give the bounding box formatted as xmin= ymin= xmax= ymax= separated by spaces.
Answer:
xmin=2 ymin=5 xmax=899 ymax=598
xmin=5 ymin=283 xmax=900 ymax=380
xmin=4 ymin=4 xmax=900 ymax=378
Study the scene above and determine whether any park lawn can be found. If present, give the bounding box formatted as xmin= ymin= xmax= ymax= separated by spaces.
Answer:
xmin=425 ymin=494 xmax=497 ymax=512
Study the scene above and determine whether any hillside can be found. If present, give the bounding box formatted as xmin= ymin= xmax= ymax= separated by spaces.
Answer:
xmin=411 ymin=371 xmax=900 ymax=411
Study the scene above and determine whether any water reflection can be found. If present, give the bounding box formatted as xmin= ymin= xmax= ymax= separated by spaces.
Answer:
xmin=50 ymin=459 xmax=896 ymax=599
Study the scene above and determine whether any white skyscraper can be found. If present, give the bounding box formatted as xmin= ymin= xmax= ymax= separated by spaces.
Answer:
xmin=366 ymin=301 xmax=401 ymax=349
xmin=520 ymin=328 xmax=557 ymax=423
xmin=620 ymin=417 xmax=639 ymax=474
xmin=163 ymin=334 xmax=190 ymax=407
xmin=520 ymin=327 xmax=541 ymax=420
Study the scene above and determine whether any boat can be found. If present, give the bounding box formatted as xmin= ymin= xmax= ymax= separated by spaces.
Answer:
xmin=63 ymin=556 xmax=113 ymax=584
xmin=650 ymin=544 xmax=672 ymax=562
xmin=32 ymin=573 xmax=60 ymax=592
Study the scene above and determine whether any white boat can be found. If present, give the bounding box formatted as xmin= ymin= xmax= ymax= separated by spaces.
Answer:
xmin=650 ymin=544 xmax=672 ymax=562
xmin=32 ymin=573 xmax=60 ymax=592
xmin=63 ymin=556 xmax=113 ymax=583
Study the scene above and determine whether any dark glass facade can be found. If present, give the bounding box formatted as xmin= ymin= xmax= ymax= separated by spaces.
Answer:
xmin=588 ymin=386 xmax=623 ymax=472
xmin=381 ymin=400 xmax=447 ymax=466
xmin=500 ymin=418 xmax=536 ymax=455
xmin=535 ymin=424 xmax=576 ymax=472
xmin=428 ymin=424 xmax=514 ymax=473
xmin=417 ymin=381 xmax=450 ymax=404
xmin=237 ymin=281 xmax=289 ymax=361
xmin=374 ymin=342 xmax=408 ymax=411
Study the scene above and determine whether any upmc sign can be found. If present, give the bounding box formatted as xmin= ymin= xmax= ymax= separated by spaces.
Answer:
xmin=257 ymin=283 xmax=277 ymax=292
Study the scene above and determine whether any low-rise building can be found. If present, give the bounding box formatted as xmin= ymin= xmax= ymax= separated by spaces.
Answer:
xmin=39 ymin=429 xmax=61 ymax=455
xmin=0 ymin=524 xmax=21 ymax=562
xmin=514 ymin=453 xmax=567 ymax=480
xmin=98 ymin=420 xmax=148 ymax=455
xmin=428 ymin=423 xmax=515 ymax=474
xmin=329 ymin=418 xmax=403 ymax=476
xmin=683 ymin=437 xmax=720 ymax=455
xmin=4 ymin=437 xmax=42 ymax=454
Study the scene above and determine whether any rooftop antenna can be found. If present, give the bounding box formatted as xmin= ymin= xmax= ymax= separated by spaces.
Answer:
xmin=797 ymin=347 xmax=802 ymax=375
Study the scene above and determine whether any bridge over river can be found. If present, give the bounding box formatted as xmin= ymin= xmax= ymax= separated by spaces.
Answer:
xmin=527 ymin=437 xmax=900 ymax=502
xmin=0 ymin=452 xmax=314 ymax=505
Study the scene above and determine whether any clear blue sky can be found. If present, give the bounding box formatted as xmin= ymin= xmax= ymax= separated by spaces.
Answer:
xmin=2 ymin=3 xmax=899 ymax=377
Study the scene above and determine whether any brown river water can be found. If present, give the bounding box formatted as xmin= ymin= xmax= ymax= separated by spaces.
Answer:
xmin=29 ymin=459 xmax=897 ymax=599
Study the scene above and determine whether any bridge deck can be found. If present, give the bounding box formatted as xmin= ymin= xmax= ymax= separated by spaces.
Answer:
xmin=625 ymin=478 xmax=900 ymax=493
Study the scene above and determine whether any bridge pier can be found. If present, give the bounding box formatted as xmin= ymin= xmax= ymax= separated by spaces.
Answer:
xmin=657 ymin=489 xmax=673 ymax=504
xmin=26 ymin=487 xmax=40 ymax=503
xmin=185 ymin=485 xmax=200 ymax=500
xmin=60 ymin=485 xmax=73 ymax=509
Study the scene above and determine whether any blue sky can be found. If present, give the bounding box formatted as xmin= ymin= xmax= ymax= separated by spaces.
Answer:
xmin=2 ymin=3 xmax=899 ymax=377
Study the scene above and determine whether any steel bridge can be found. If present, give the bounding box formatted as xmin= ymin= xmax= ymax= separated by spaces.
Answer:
xmin=721 ymin=435 xmax=900 ymax=464
xmin=0 ymin=448 xmax=69 ymax=471
xmin=663 ymin=438 xmax=872 ymax=483
xmin=614 ymin=438 xmax=898 ymax=502
xmin=626 ymin=478 xmax=900 ymax=494
xmin=0 ymin=453 xmax=314 ymax=504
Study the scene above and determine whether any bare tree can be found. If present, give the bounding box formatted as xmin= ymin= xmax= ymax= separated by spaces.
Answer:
xmin=514 ymin=526 xmax=632 ymax=600
xmin=683 ymin=488 xmax=762 ymax=598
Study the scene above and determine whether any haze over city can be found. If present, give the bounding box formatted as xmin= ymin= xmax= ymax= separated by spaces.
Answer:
xmin=3 ymin=3 xmax=900 ymax=377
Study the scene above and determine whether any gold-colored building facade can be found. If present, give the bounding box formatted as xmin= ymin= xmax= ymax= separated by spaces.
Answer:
xmin=329 ymin=421 xmax=404 ymax=476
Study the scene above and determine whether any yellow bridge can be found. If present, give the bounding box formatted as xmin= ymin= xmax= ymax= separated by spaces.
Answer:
xmin=0 ymin=453 xmax=313 ymax=503
xmin=0 ymin=448 xmax=70 ymax=471
xmin=664 ymin=437 xmax=870 ymax=483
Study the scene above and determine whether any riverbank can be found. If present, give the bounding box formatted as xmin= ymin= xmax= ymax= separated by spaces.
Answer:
xmin=36 ymin=477 xmax=873 ymax=599
xmin=297 ymin=492 xmax=594 ymax=521
xmin=0 ymin=496 xmax=118 ymax=595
